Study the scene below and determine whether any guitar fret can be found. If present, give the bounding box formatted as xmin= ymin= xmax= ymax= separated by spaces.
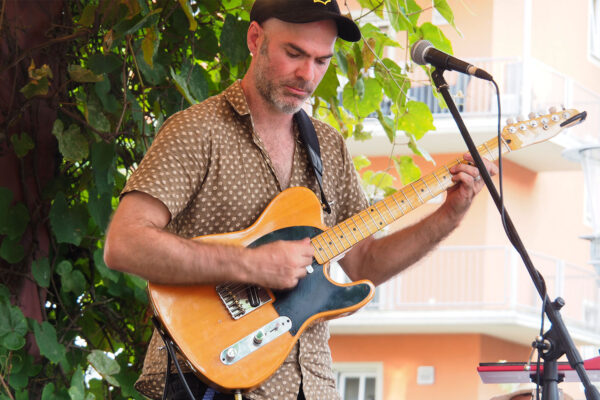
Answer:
xmin=315 ymin=235 xmax=334 ymax=259
xmin=373 ymin=205 xmax=387 ymax=227
xmin=390 ymin=195 xmax=406 ymax=215
xmin=400 ymin=190 xmax=414 ymax=209
xmin=344 ymin=220 xmax=359 ymax=242
xmin=358 ymin=212 xmax=374 ymax=234
xmin=382 ymin=199 xmax=395 ymax=220
xmin=324 ymin=230 xmax=341 ymax=254
xmin=333 ymin=225 xmax=352 ymax=249
xmin=482 ymin=142 xmax=493 ymax=159
xmin=433 ymin=172 xmax=443 ymax=188
xmin=500 ymin=136 xmax=512 ymax=152
xmin=350 ymin=217 xmax=367 ymax=238
xmin=410 ymin=183 xmax=424 ymax=204
xmin=423 ymin=178 xmax=435 ymax=198
xmin=365 ymin=208 xmax=379 ymax=228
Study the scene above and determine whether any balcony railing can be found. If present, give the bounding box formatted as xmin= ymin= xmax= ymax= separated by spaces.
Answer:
xmin=330 ymin=245 xmax=600 ymax=333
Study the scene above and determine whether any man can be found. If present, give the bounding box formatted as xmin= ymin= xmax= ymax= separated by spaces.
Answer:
xmin=103 ymin=0 xmax=498 ymax=399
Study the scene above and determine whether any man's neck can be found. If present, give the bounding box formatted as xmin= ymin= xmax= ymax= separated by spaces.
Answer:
xmin=240 ymin=76 xmax=294 ymax=137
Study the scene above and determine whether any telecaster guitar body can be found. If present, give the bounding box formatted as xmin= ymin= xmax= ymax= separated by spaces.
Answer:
xmin=148 ymin=187 xmax=375 ymax=393
xmin=147 ymin=108 xmax=586 ymax=393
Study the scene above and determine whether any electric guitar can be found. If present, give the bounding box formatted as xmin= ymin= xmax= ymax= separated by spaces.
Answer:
xmin=148 ymin=108 xmax=586 ymax=393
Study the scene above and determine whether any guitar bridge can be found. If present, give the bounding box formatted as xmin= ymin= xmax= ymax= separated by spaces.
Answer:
xmin=216 ymin=283 xmax=272 ymax=320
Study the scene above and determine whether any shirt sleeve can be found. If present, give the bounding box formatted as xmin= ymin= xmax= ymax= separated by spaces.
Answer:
xmin=121 ymin=105 xmax=211 ymax=220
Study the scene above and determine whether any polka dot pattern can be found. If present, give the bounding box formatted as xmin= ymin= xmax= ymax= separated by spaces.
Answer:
xmin=129 ymin=81 xmax=368 ymax=399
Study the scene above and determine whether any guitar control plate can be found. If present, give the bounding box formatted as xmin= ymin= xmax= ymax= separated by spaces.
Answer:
xmin=220 ymin=316 xmax=292 ymax=365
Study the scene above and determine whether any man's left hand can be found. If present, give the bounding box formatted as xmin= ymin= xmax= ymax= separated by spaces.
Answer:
xmin=445 ymin=153 xmax=498 ymax=218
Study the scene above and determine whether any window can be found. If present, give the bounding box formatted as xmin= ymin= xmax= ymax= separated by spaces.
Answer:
xmin=591 ymin=0 xmax=600 ymax=62
xmin=333 ymin=363 xmax=383 ymax=400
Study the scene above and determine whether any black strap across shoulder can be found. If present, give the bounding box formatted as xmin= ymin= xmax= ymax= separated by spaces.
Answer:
xmin=294 ymin=109 xmax=331 ymax=214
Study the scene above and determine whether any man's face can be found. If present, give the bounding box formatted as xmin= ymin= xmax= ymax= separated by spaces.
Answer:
xmin=252 ymin=18 xmax=337 ymax=114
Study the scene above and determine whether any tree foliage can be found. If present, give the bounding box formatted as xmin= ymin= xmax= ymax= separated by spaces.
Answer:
xmin=0 ymin=0 xmax=456 ymax=398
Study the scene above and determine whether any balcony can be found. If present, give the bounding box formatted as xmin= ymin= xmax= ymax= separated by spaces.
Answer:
xmin=329 ymin=245 xmax=600 ymax=346
xmin=347 ymin=57 xmax=600 ymax=172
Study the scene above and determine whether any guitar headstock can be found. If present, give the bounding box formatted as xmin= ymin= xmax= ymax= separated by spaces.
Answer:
xmin=502 ymin=108 xmax=587 ymax=151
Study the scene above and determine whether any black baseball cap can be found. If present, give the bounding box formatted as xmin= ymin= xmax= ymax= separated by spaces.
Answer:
xmin=250 ymin=0 xmax=361 ymax=42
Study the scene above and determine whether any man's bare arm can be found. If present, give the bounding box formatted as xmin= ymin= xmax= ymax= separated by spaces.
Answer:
xmin=340 ymin=154 xmax=498 ymax=286
xmin=103 ymin=191 xmax=313 ymax=289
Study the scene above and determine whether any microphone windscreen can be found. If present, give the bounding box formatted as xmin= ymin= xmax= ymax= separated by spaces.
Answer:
xmin=411 ymin=40 xmax=433 ymax=65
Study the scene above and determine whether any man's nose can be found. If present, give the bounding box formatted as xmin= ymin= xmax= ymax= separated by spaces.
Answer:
xmin=296 ymin=59 xmax=315 ymax=82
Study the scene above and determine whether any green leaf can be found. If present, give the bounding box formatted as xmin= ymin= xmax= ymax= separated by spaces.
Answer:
xmin=376 ymin=109 xmax=395 ymax=143
xmin=177 ymin=0 xmax=197 ymax=31
xmin=142 ymin=26 xmax=157 ymax=68
xmin=77 ymin=4 xmax=97 ymax=27
xmin=0 ymin=302 xmax=28 ymax=350
xmin=10 ymin=132 xmax=34 ymax=158
xmin=375 ymin=58 xmax=410 ymax=110
xmin=397 ymin=101 xmax=436 ymax=140
xmin=49 ymin=192 xmax=89 ymax=246
xmin=220 ymin=15 xmax=250 ymax=65
xmin=42 ymin=383 xmax=56 ymax=400
xmin=384 ymin=0 xmax=420 ymax=32
xmin=94 ymin=248 xmax=120 ymax=283
xmin=313 ymin=63 xmax=340 ymax=102
xmin=0 ymin=284 xmax=10 ymax=302
xmin=52 ymin=120 xmax=89 ymax=163
xmin=407 ymin=134 xmax=434 ymax=163
xmin=33 ymin=321 xmax=66 ymax=365
xmin=170 ymin=67 xmax=196 ymax=105
xmin=88 ymin=187 xmax=113 ymax=232
xmin=87 ymin=350 xmax=121 ymax=387
xmin=68 ymin=65 xmax=104 ymax=83
xmin=393 ymin=155 xmax=422 ymax=185
xmin=87 ymin=54 xmax=121 ymax=75
xmin=61 ymin=269 xmax=87 ymax=295
xmin=85 ymin=98 xmax=111 ymax=133
xmin=417 ymin=22 xmax=453 ymax=55
xmin=342 ymin=78 xmax=382 ymax=118
xmin=91 ymin=141 xmax=116 ymax=195
xmin=0 ymin=237 xmax=25 ymax=263
xmin=434 ymin=0 xmax=459 ymax=32
xmin=56 ymin=260 xmax=73 ymax=276
xmin=32 ymin=257 xmax=51 ymax=288
xmin=68 ymin=368 xmax=85 ymax=400
xmin=1 ymin=202 xmax=30 ymax=240
xmin=20 ymin=77 xmax=50 ymax=99
xmin=353 ymin=155 xmax=371 ymax=171
xmin=94 ymin=77 xmax=119 ymax=115
xmin=181 ymin=62 xmax=210 ymax=102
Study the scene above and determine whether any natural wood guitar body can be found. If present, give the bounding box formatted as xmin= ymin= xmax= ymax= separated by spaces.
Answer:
xmin=148 ymin=187 xmax=375 ymax=392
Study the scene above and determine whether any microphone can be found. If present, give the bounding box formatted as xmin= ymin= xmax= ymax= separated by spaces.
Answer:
xmin=410 ymin=40 xmax=493 ymax=81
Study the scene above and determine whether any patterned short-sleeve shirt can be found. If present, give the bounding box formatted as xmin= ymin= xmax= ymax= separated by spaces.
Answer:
xmin=124 ymin=81 xmax=368 ymax=400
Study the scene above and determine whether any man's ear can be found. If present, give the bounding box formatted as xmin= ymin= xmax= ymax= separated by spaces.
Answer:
xmin=247 ymin=21 xmax=263 ymax=56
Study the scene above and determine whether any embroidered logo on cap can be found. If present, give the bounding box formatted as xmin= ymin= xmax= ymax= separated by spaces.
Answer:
xmin=313 ymin=0 xmax=332 ymax=4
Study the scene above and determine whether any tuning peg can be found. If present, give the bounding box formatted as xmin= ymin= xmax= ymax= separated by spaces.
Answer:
xmin=516 ymin=115 xmax=525 ymax=122
xmin=506 ymin=117 xmax=517 ymax=125
xmin=548 ymin=106 xmax=557 ymax=114
xmin=528 ymin=112 xmax=539 ymax=120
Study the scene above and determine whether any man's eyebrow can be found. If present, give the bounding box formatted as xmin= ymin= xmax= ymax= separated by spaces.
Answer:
xmin=285 ymin=43 xmax=333 ymax=60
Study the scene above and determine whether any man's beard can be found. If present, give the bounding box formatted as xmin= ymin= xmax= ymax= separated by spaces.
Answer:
xmin=253 ymin=37 xmax=314 ymax=114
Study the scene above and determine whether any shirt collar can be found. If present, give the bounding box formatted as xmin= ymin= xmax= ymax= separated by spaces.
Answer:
xmin=224 ymin=80 xmax=251 ymax=116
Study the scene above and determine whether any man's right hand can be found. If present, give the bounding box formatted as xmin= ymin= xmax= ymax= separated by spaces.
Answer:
xmin=243 ymin=238 xmax=314 ymax=290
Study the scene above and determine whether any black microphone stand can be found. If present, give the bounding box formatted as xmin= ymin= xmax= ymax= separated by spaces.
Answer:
xmin=430 ymin=68 xmax=600 ymax=400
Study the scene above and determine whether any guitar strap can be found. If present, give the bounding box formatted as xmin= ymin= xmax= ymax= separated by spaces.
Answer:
xmin=294 ymin=109 xmax=332 ymax=214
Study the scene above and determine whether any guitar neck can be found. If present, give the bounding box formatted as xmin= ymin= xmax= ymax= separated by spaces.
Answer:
xmin=311 ymin=136 xmax=513 ymax=265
